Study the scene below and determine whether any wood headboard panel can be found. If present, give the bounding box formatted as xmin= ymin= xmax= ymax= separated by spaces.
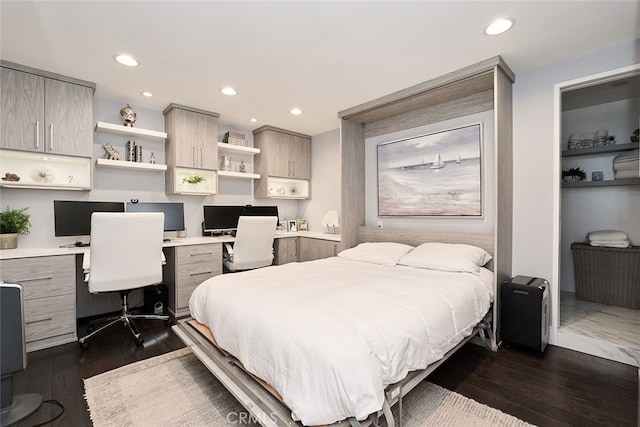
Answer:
xmin=357 ymin=226 xmax=494 ymax=271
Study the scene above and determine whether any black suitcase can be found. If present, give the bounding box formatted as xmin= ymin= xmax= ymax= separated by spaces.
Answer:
xmin=501 ymin=275 xmax=549 ymax=355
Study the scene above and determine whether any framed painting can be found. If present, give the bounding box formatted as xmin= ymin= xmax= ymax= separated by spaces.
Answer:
xmin=377 ymin=123 xmax=483 ymax=216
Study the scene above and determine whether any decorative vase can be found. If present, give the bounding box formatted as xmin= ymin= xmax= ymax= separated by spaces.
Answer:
xmin=0 ymin=233 xmax=18 ymax=249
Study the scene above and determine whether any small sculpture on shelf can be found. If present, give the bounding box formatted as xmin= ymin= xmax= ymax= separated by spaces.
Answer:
xmin=120 ymin=104 xmax=137 ymax=127
xmin=102 ymin=143 xmax=120 ymax=160
xmin=1 ymin=173 xmax=20 ymax=182
xmin=238 ymin=160 xmax=246 ymax=173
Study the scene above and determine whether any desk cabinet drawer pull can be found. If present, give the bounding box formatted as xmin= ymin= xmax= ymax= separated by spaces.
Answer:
xmin=190 ymin=252 xmax=213 ymax=256
xmin=26 ymin=316 xmax=53 ymax=325
xmin=190 ymin=270 xmax=212 ymax=276
xmin=11 ymin=276 xmax=53 ymax=283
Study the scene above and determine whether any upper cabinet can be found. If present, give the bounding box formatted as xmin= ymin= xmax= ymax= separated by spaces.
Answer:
xmin=0 ymin=61 xmax=95 ymax=158
xmin=253 ymin=125 xmax=311 ymax=199
xmin=163 ymin=104 xmax=220 ymax=195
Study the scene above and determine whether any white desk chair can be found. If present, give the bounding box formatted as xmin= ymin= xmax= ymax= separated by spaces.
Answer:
xmin=78 ymin=212 xmax=173 ymax=349
xmin=224 ymin=216 xmax=278 ymax=272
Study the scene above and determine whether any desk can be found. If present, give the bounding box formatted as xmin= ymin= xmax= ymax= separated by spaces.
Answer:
xmin=0 ymin=232 xmax=340 ymax=351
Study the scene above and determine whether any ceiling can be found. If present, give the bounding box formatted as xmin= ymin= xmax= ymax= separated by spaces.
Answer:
xmin=1 ymin=1 xmax=638 ymax=136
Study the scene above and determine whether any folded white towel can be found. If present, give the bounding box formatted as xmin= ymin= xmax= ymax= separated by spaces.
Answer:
xmin=589 ymin=239 xmax=631 ymax=248
xmin=614 ymin=170 xmax=638 ymax=180
xmin=586 ymin=229 xmax=629 ymax=241
xmin=613 ymin=159 xmax=639 ymax=171
xmin=613 ymin=149 xmax=639 ymax=162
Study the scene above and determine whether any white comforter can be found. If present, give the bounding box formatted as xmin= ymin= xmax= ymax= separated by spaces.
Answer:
xmin=189 ymin=257 xmax=493 ymax=425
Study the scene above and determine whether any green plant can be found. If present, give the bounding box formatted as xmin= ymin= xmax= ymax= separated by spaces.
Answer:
xmin=182 ymin=175 xmax=206 ymax=185
xmin=0 ymin=206 xmax=31 ymax=235
xmin=562 ymin=167 xmax=586 ymax=181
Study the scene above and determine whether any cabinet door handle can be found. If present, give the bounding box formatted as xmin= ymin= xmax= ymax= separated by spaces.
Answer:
xmin=49 ymin=124 xmax=54 ymax=150
xmin=190 ymin=270 xmax=212 ymax=276
xmin=292 ymin=160 xmax=295 ymax=177
xmin=201 ymin=147 xmax=204 ymax=167
xmin=35 ymin=121 xmax=40 ymax=148
xmin=10 ymin=275 xmax=53 ymax=283
xmin=192 ymin=147 xmax=196 ymax=166
xmin=26 ymin=315 xmax=53 ymax=325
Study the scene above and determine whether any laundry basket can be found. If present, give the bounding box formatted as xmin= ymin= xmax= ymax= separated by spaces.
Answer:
xmin=570 ymin=242 xmax=640 ymax=309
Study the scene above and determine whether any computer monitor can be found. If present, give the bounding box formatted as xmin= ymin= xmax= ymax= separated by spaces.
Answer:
xmin=202 ymin=205 xmax=245 ymax=234
xmin=126 ymin=202 xmax=185 ymax=232
xmin=53 ymin=200 xmax=125 ymax=238
xmin=243 ymin=205 xmax=279 ymax=220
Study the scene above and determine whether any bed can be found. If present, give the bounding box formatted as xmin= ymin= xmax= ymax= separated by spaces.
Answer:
xmin=173 ymin=231 xmax=496 ymax=426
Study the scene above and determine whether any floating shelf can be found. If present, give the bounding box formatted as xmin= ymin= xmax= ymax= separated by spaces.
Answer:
xmin=218 ymin=170 xmax=260 ymax=180
xmin=96 ymin=158 xmax=167 ymax=171
xmin=217 ymin=142 xmax=260 ymax=155
xmin=95 ymin=121 xmax=167 ymax=140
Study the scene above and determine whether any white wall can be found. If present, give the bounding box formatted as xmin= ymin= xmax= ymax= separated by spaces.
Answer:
xmin=512 ymin=39 xmax=640 ymax=342
xmin=0 ymin=97 xmax=301 ymax=248
xmin=299 ymin=128 xmax=341 ymax=232
xmin=364 ymin=110 xmax=495 ymax=234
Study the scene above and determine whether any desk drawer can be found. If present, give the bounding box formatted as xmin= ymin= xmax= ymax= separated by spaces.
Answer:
xmin=176 ymin=264 xmax=221 ymax=310
xmin=0 ymin=255 xmax=75 ymax=299
xmin=24 ymin=294 xmax=75 ymax=344
xmin=176 ymin=244 xmax=220 ymax=266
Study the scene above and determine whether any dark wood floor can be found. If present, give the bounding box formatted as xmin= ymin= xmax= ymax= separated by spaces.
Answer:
xmin=11 ymin=319 xmax=638 ymax=427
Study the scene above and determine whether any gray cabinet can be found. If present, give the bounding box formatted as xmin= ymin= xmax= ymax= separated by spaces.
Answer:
xmin=0 ymin=255 xmax=77 ymax=352
xmin=274 ymin=237 xmax=298 ymax=265
xmin=0 ymin=63 xmax=94 ymax=157
xmin=164 ymin=104 xmax=220 ymax=195
xmin=253 ymin=125 xmax=311 ymax=199
xmin=298 ymin=237 xmax=339 ymax=262
xmin=163 ymin=243 xmax=222 ymax=317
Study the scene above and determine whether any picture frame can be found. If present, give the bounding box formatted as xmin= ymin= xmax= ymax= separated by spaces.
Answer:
xmin=287 ymin=220 xmax=297 ymax=232
xmin=277 ymin=221 xmax=286 ymax=231
xmin=296 ymin=218 xmax=308 ymax=232
xmin=377 ymin=123 xmax=483 ymax=217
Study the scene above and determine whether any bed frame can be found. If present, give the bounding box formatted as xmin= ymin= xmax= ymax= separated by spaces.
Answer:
xmin=172 ymin=228 xmax=497 ymax=427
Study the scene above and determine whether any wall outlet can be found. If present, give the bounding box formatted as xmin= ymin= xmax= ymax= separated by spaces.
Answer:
xmin=377 ymin=221 xmax=383 ymax=228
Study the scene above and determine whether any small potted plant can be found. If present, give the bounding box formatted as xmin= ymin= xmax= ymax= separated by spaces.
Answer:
xmin=562 ymin=167 xmax=587 ymax=183
xmin=182 ymin=174 xmax=206 ymax=190
xmin=0 ymin=206 xmax=31 ymax=249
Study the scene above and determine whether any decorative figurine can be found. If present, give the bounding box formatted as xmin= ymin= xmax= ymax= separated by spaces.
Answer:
xmin=239 ymin=160 xmax=246 ymax=173
xmin=102 ymin=142 xmax=120 ymax=160
xmin=120 ymin=104 xmax=137 ymax=127
xmin=1 ymin=172 xmax=20 ymax=182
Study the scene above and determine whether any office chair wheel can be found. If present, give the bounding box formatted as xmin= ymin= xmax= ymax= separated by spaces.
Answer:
xmin=135 ymin=337 xmax=144 ymax=346
xmin=165 ymin=318 xmax=176 ymax=327
xmin=79 ymin=340 xmax=91 ymax=350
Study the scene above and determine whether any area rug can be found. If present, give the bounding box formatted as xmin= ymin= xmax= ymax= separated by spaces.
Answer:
xmin=84 ymin=348 xmax=534 ymax=426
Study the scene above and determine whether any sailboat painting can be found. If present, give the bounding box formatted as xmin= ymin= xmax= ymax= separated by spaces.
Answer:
xmin=377 ymin=123 xmax=482 ymax=216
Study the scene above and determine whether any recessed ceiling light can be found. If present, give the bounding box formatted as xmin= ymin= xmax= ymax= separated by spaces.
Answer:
xmin=114 ymin=54 xmax=138 ymax=67
xmin=290 ymin=107 xmax=303 ymax=115
xmin=141 ymin=91 xmax=154 ymax=97
xmin=250 ymin=118 xmax=258 ymax=123
xmin=484 ymin=18 xmax=515 ymax=36
xmin=220 ymin=87 xmax=237 ymax=96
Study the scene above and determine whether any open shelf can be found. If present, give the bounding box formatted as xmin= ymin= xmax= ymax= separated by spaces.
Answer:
xmin=95 ymin=158 xmax=167 ymax=171
xmin=217 ymin=142 xmax=260 ymax=155
xmin=562 ymin=142 xmax=639 ymax=157
xmin=218 ymin=170 xmax=260 ymax=180
xmin=95 ymin=121 xmax=167 ymax=140
xmin=563 ymin=177 xmax=640 ymax=188
xmin=0 ymin=149 xmax=91 ymax=190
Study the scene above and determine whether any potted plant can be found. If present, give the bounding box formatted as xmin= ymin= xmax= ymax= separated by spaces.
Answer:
xmin=182 ymin=175 xmax=206 ymax=189
xmin=562 ymin=167 xmax=587 ymax=183
xmin=0 ymin=206 xmax=31 ymax=249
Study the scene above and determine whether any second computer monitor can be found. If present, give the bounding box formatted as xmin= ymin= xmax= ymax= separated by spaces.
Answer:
xmin=202 ymin=205 xmax=279 ymax=234
xmin=126 ymin=202 xmax=185 ymax=232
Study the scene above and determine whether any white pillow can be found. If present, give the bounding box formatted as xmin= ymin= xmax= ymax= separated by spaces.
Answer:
xmin=397 ymin=242 xmax=492 ymax=275
xmin=337 ymin=242 xmax=414 ymax=267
